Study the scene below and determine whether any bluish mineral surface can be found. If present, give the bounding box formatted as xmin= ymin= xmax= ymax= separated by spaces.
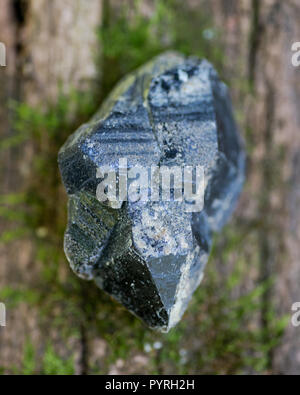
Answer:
xmin=58 ymin=52 xmax=245 ymax=332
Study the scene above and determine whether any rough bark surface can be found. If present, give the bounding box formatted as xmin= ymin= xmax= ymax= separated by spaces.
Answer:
xmin=0 ymin=0 xmax=102 ymax=374
xmin=1 ymin=0 xmax=300 ymax=374
xmin=210 ymin=0 xmax=300 ymax=374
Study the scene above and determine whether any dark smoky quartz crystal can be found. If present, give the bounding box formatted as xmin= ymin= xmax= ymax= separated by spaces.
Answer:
xmin=58 ymin=52 xmax=245 ymax=332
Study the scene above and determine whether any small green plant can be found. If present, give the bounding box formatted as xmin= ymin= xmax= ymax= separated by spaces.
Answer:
xmin=20 ymin=340 xmax=75 ymax=375
xmin=42 ymin=344 xmax=75 ymax=375
xmin=22 ymin=341 xmax=36 ymax=375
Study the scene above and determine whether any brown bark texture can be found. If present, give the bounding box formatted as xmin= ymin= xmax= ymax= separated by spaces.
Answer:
xmin=0 ymin=0 xmax=102 ymax=374
xmin=0 ymin=0 xmax=299 ymax=374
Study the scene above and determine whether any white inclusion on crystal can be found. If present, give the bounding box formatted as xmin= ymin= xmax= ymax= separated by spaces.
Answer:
xmin=133 ymin=208 xmax=176 ymax=258
xmin=132 ymin=203 xmax=192 ymax=259
xmin=134 ymin=236 xmax=147 ymax=251
xmin=171 ymin=70 xmax=212 ymax=106
xmin=178 ymin=69 xmax=188 ymax=82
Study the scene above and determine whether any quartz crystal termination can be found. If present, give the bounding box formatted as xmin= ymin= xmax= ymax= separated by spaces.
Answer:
xmin=58 ymin=52 xmax=245 ymax=332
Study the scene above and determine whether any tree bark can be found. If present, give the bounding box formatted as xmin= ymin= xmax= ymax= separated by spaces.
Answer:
xmin=210 ymin=0 xmax=300 ymax=374
xmin=1 ymin=0 xmax=299 ymax=374
xmin=0 ymin=0 xmax=102 ymax=374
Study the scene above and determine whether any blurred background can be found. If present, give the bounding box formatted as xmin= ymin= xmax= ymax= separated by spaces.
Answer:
xmin=0 ymin=0 xmax=299 ymax=375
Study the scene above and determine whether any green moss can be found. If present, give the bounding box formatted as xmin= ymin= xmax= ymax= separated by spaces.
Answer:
xmin=42 ymin=344 xmax=75 ymax=375
xmin=0 ymin=0 xmax=286 ymax=375
xmin=22 ymin=341 xmax=36 ymax=375
xmin=19 ymin=340 xmax=75 ymax=375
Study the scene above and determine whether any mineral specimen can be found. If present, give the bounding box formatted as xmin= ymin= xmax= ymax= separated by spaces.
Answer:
xmin=58 ymin=52 xmax=245 ymax=332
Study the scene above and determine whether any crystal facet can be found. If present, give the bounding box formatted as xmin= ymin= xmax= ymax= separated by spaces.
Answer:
xmin=58 ymin=52 xmax=245 ymax=332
